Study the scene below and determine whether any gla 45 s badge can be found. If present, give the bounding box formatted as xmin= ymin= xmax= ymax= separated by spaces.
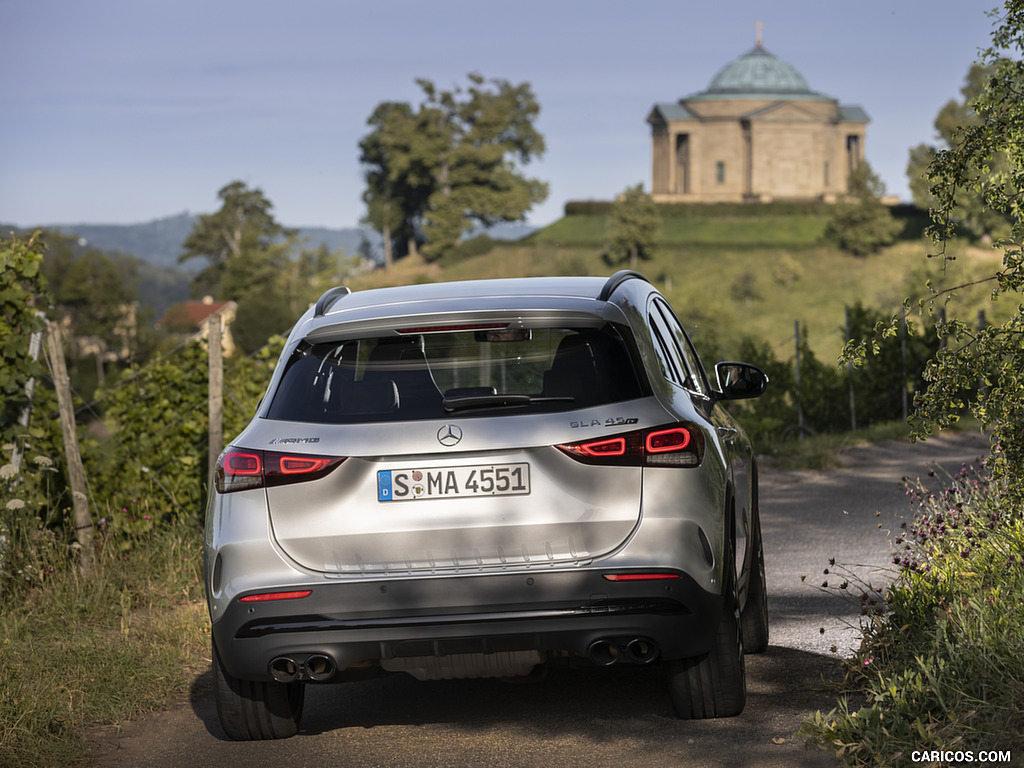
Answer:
xmin=570 ymin=416 xmax=639 ymax=429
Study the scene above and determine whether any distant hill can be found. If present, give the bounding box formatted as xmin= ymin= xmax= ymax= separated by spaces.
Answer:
xmin=25 ymin=212 xmax=380 ymax=272
xmin=11 ymin=213 xmax=535 ymax=271
xmin=2 ymin=214 xmax=536 ymax=320
xmin=54 ymin=212 xmax=198 ymax=270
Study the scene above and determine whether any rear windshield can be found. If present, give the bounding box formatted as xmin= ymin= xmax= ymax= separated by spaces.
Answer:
xmin=266 ymin=325 xmax=645 ymax=423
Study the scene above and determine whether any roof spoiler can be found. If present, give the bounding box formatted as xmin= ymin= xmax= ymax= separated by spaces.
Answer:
xmin=598 ymin=270 xmax=649 ymax=302
xmin=313 ymin=286 xmax=351 ymax=317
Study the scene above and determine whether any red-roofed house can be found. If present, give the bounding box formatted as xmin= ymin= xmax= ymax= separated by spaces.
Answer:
xmin=158 ymin=296 xmax=237 ymax=356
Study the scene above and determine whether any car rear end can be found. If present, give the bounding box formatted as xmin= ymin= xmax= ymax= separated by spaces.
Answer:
xmin=205 ymin=278 xmax=730 ymax=697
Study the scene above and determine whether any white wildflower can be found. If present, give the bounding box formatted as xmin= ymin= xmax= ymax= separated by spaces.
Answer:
xmin=32 ymin=455 xmax=54 ymax=468
xmin=0 ymin=464 xmax=17 ymax=480
xmin=5 ymin=499 xmax=26 ymax=511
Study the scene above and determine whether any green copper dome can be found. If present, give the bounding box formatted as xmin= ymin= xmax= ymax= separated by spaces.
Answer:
xmin=690 ymin=44 xmax=830 ymax=101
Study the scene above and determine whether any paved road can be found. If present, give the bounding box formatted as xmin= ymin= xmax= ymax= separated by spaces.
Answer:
xmin=90 ymin=431 xmax=990 ymax=768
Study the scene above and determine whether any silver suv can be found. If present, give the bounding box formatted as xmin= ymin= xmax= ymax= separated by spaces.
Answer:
xmin=204 ymin=271 xmax=769 ymax=740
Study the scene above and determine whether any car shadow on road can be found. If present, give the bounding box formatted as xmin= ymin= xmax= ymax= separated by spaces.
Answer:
xmin=188 ymin=645 xmax=845 ymax=766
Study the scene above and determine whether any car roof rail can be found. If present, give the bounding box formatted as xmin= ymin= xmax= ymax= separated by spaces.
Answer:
xmin=313 ymin=286 xmax=352 ymax=317
xmin=598 ymin=270 xmax=650 ymax=302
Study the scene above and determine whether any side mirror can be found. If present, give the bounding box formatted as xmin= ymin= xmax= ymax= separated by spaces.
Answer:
xmin=714 ymin=361 xmax=769 ymax=400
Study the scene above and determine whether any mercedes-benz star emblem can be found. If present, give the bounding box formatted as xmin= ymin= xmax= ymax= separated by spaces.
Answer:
xmin=437 ymin=424 xmax=463 ymax=447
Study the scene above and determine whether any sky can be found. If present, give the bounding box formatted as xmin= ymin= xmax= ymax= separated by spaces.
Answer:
xmin=0 ymin=0 xmax=1004 ymax=230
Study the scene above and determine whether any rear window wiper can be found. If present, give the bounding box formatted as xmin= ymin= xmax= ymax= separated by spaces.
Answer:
xmin=442 ymin=394 xmax=574 ymax=413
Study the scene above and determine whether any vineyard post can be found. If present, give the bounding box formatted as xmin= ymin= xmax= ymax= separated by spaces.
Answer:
xmin=45 ymin=321 xmax=95 ymax=574
xmin=207 ymin=314 xmax=223 ymax=491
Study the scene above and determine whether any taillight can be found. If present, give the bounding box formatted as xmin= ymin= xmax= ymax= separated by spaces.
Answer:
xmin=556 ymin=423 xmax=704 ymax=467
xmin=572 ymin=434 xmax=639 ymax=458
xmin=646 ymin=427 xmax=690 ymax=453
xmin=215 ymin=448 xmax=346 ymax=493
xmin=272 ymin=455 xmax=334 ymax=476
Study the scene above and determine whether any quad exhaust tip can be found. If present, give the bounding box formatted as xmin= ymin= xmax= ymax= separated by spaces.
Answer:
xmin=269 ymin=654 xmax=337 ymax=683
xmin=587 ymin=637 xmax=660 ymax=666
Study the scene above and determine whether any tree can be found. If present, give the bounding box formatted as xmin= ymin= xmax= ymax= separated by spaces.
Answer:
xmin=906 ymin=62 xmax=1017 ymax=239
xmin=359 ymin=74 xmax=549 ymax=262
xmin=604 ymin=183 xmax=660 ymax=270
xmin=57 ymin=251 xmax=136 ymax=338
xmin=358 ymin=102 xmax=431 ymax=268
xmin=231 ymin=292 xmax=293 ymax=355
xmin=33 ymin=230 xmax=142 ymax=390
xmin=179 ymin=181 xmax=356 ymax=353
xmin=867 ymin=0 xmax=1024 ymax=498
xmin=824 ymin=162 xmax=902 ymax=257
xmin=417 ymin=74 xmax=549 ymax=260
xmin=179 ymin=181 xmax=296 ymax=297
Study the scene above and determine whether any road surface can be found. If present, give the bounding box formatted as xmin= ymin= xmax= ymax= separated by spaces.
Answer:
xmin=89 ymin=430 xmax=990 ymax=768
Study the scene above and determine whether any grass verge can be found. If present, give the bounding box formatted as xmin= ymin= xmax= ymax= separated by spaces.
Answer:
xmin=801 ymin=454 xmax=1024 ymax=765
xmin=757 ymin=419 xmax=918 ymax=471
xmin=0 ymin=518 xmax=207 ymax=768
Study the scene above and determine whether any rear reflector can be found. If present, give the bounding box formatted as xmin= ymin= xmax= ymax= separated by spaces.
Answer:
xmin=239 ymin=590 xmax=313 ymax=603
xmin=603 ymin=573 xmax=681 ymax=582
xmin=216 ymin=448 xmax=346 ymax=493
xmin=556 ymin=423 xmax=704 ymax=467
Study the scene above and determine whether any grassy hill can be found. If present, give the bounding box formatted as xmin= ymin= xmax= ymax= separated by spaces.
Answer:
xmin=348 ymin=205 xmax=1006 ymax=367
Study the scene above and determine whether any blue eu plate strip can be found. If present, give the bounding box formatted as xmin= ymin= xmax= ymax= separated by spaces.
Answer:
xmin=377 ymin=470 xmax=393 ymax=502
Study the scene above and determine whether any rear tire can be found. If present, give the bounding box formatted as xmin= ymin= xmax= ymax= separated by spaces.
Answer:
xmin=668 ymin=597 xmax=746 ymax=718
xmin=741 ymin=510 xmax=770 ymax=654
xmin=669 ymin=520 xmax=746 ymax=719
xmin=212 ymin=642 xmax=305 ymax=740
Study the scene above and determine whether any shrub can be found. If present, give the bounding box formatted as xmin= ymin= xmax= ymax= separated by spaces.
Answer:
xmin=563 ymin=200 xmax=835 ymax=217
xmin=723 ymin=337 xmax=795 ymax=445
xmin=87 ymin=335 xmax=285 ymax=528
xmin=847 ymin=302 xmax=940 ymax=427
xmin=803 ymin=462 xmax=1024 ymax=765
xmin=824 ymin=164 xmax=903 ymax=257
xmin=0 ymin=233 xmax=51 ymax=441
xmin=725 ymin=331 xmax=849 ymax=445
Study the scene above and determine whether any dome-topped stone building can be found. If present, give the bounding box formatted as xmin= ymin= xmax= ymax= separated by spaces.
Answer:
xmin=648 ymin=38 xmax=868 ymax=203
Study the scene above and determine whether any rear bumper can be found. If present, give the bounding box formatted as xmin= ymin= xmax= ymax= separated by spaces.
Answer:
xmin=212 ymin=568 xmax=723 ymax=682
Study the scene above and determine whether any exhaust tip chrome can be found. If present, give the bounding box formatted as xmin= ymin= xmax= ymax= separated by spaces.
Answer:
xmin=305 ymin=653 xmax=336 ymax=682
xmin=624 ymin=637 xmax=660 ymax=664
xmin=269 ymin=657 xmax=299 ymax=683
xmin=587 ymin=640 xmax=620 ymax=666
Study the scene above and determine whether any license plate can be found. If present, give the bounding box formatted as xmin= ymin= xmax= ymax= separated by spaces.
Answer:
xmin=377 ymin=463 xmax=530 ymax=502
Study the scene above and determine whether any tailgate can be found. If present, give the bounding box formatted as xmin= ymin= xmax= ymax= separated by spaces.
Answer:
xmin=267 ymin=445 xmax=641 ymax=575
